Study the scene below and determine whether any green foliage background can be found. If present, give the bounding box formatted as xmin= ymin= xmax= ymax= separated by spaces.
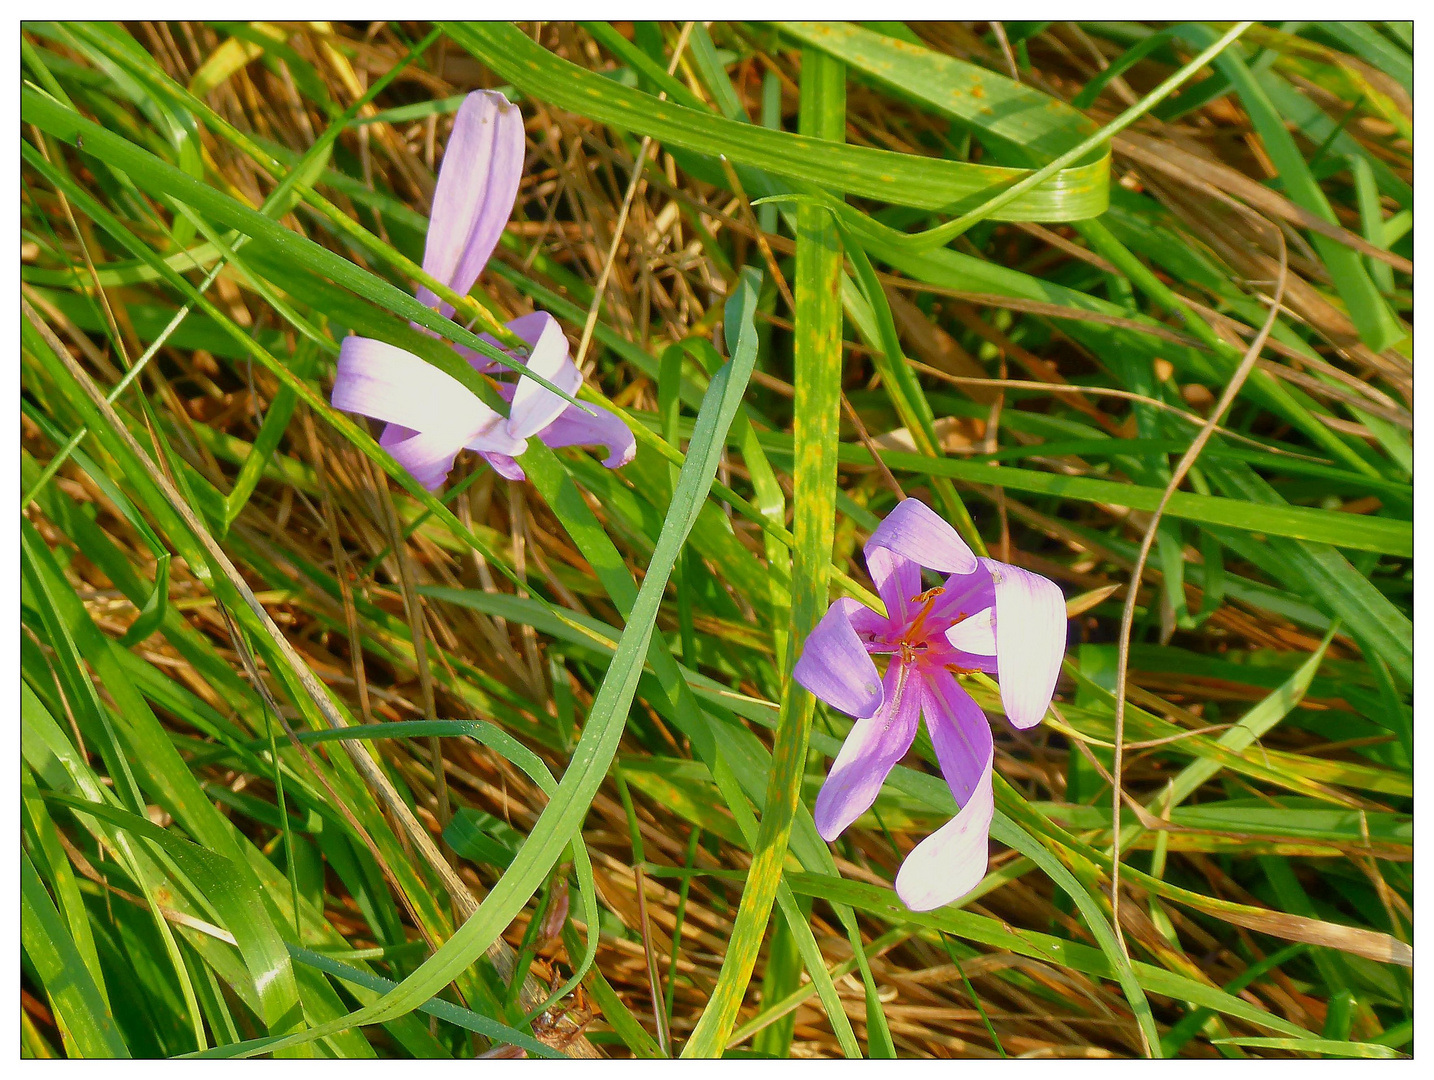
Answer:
xmin=20 ymin=20 xmax=1411 ymax=1059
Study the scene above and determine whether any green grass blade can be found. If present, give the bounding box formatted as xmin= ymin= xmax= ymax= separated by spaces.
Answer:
xmin=683 ymin=46 xmax=851 ymax=1058
xmin=758 ymin=437 xmax=1411 ymax=556
xmin=1210 ymin=1037 xmax=1402 ymax=1059
xmin=1172 ymin=24 xmax=1402 ymax=350
xmin=21 ymin=851 xmax=130 ymax=1058
xmin=286 ymin=948 xmax=562 ymax=1059
xmin=989 ymin=814 xmax=1162 ymax=1057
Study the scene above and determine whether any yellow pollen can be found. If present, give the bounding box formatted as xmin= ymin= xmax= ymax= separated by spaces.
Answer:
xmin=902 ymin=586 xmax=945 ymax=647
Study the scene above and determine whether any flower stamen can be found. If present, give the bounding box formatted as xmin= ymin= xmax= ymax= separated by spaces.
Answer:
xmin=902 ymin=586 xmax=946 ymax=646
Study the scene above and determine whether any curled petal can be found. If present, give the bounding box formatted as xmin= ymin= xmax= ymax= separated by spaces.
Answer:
xmin=503 ymin=310 xmax=555 ymax=349
xmin=865 ymin=498 xmax=978 ymax=579
xmin=416 ymin=90 xmax=526 ymax=316
xmin=507 ymin=313 xmax=583 ymax=439
xmin=463 ymin=310 xmax=552 ymax=375
xmin=983 ymin=558 xmax=1067 ymax=729
xmin=894 ymin=754 xmax=993 ymax=912
xmin=896 ymin=667 xmax=994 ymax=910
xmin=379 ymin=423 xmax=464 ymax=492
xmin=533 ymin=401 xmax=636 ymax=469
xmin=334 ymin=337 xmax=524 ymax=491
xmin=334 ymin=337 xmax=484 ymax=432
xmin=793 ymin=598 xmax=884 ymax=718
xmin=476 ymin=451 xmax=527 ymax=482
xmin=467 ymin=418 xmax=531 ymax=481
xmin=813 ymin=661 xmax=921 ymax=841
xmin=379 ymin=414 xmax=527 ymax=493
xmin=464 ymin=414 xmax=528 ymax=458
xmin=466 ymin=311 xmax=633 ymax=469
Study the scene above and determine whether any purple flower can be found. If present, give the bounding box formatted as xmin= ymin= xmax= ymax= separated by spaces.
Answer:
xmin=331 ymin=90 xmax=634 ymax=490
xmin=793 ymin=500 xmax=1068 ymax=911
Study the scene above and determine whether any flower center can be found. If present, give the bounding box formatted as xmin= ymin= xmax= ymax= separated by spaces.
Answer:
xmin=898 ymin=641 xmax=926 ymax=664
xmin=900 ymin=586 xmax=945 ymax=648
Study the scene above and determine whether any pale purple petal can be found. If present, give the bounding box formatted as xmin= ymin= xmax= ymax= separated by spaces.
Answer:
xmin=534 ymin=401 xmax=637 ymax=469
xmin=454 ymin=341 xmax=500 ymax=375
xmin=334 ymin=336 xmax=526 ymax=491
xmin=379 ymin=423 xmax=465 ymax=492
xmin=502 ymin=310 xmax=553 ymax=348
xmin=464 ymin=309 xmax=550 ymax=376
xmin=466 ymin=311 xmax=633 ymax=470
xmin=929 ymin=564 xmax=994 ymax=625
xmin=415 ymin=90 xmax=526 ymax=317
xmin=333 ymin=336 xmax=501 ymax=438
xmin=945 ymin=607 xmax=994 ymax=656
xmin=865 ymin=545 xmax=921 ymax=626
xmin=465 ymin=422 xmax=530 ymax=481
xmin=813 ymin=660 xmax=921 ymax=841
xmin=477 ymin=451 xmax=527 ymax=482
xmin=464 ymin=416 xmax=529 ymax=459
xmin=895 ymin=666 xmax=994 ymax=910
xmin=920 ymin=667 xmax=993 ymax=805
xmin=847 ymin=603 xmax=890 ymax=643
xmin=865 ymin=498 xmax=978 ymax=578
xmin=933 ymin=568 xmax=998 ymax=670
xmin=894 ymin=756 xmax=993 ymax=912
xmin=506 ymin=313 xmax=583 ymax=439
xmin=793 ymin=598 xmax=883 ymax=719
xmin=983 ymin=558 xmax=1067 ymax=729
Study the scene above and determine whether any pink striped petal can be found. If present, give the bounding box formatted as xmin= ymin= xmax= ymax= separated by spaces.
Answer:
xmin=895 ymin=668 xmax=994 ymax=910
xmin=813 ymin=660 xmax=921 ymax=841
xmin=847 ymin=602 xmax=891 ymax=643
xmin=415 ymin=90 xmax=526 ymax=317
xmin=982 ymin=558 xmax=1067 ymax=729
xmin=929 ymin=564 xmax=994 ymax=625
xmin=865 ymin=499 xmax=978 ymax=578
xmin=506 ymin=313 xmax=583 ymax=439
xmin=793 ymin=598 xmax=883 ymax=719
